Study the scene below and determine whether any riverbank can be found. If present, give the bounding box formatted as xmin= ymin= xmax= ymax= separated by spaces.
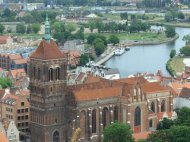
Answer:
xmin=95 ymin=34 xmax=179 ymax=66
xmin=124 ymin=34 xmax=179 ymax=46
xmin=166 ymin=56 xmax=185 ymax=77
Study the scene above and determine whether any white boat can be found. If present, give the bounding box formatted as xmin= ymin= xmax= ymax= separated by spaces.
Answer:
xmin=125 ymin=46 xmax=130 ymax=51
xmin=114 ymin=48 xmax=125 ymax=56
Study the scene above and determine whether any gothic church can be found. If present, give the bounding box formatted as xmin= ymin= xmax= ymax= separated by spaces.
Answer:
xmin=29 ymin=16 xmax=174 ymax=142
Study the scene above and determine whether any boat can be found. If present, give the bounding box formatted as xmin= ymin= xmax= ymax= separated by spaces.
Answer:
xmin=125 ymin=46 xmax=130 ymax=51
xmin=114 ymin=48 xmax=125 ymax=56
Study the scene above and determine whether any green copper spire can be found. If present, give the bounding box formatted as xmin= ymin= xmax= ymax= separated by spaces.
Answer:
xmin=44 ymin=14 xmax=51 ymax=41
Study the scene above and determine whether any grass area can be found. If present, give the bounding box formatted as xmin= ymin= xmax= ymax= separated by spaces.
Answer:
xmin=164 ymin=22 xmax=190 ymax=28
xmin=12 ymin=33 xmax=43 ymax=40
xmin=103 ymin=13 xmax=121 ymax=20
xmin=169 ymin=56 xmax=185 ymax=75
xmin=85 ymin=32 xmax=171 ymax=42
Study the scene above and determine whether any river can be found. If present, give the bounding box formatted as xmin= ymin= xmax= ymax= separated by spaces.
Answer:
xmin=104 ymin=27 xmax=190 ymax=78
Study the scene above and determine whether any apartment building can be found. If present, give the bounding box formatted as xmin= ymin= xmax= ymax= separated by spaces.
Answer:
xmin=0 ymin=89 xmax=30 ymax=133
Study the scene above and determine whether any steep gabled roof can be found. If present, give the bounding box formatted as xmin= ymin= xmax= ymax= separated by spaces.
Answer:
xmin=143 ymin=82 xmax=169 ymax=94
xmin=30 ymin=39 xmax=65 ymax=60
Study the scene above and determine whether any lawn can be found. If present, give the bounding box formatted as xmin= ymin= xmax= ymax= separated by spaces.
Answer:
xmin=169 ymin=56 xmax=185 ymax=75
xmin=87 ymin=32 xmax=170 ymax=43
xmin=13 ymin=33 xmax=43 ymax=40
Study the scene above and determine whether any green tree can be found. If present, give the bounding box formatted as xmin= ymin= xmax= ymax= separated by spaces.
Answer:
xmin=87 ymin=34 xmax=107 ymax=45
xmin=16 ymin=23 xmax=26 ymax=34
xmin=0 ymin=77 xmax=12 ymax=89
xmin=53 ymin=21 xmax=65 ymax=33
xmin=93 ymin=38 xmax=106 ymax=56
xmin=176 ymin=107 xmax=190 ymax=126
xmin=177 ymin=12 xmax=185 ymax=19
xmin=65 ymin=23 xmax=76 ymax=32
xmin=103 ymin=122 xmax=134 ymax=142
xmin=20 ymin=13 xmax=34 ymax=23
xmin=26 ymin=25 xmax=32 ymax=34
xmin=109 ymin=35 xmax=120 ymax=45
xmin=165 ymin=26 xmax=176 ymax=38
xmin=147 ymin=130 xmax=171 ymax=142
xmin=87 ymin=18 xmax=103 ymax=32
xmin=157 ymin=117 xmax=174 ymax=130
xmin=170 ymin=49 xmax=176 ymax=58
xmin=3 ymin=8 xmax=11 ymax=17
xmin=32 ymin=23 xmax=41 ymax=33
xmin=120 ymin=13 xmax=128 ymax=20
xmin=74 ymin=30 xmax=84 ymax=40
xmin=165 ymin=12 xmax=173 ymax=22
xmin=79 ymin=54 xmax=89 ymax=65
xmin=180 ymin=46 xmax=190 ymax=56
xmin=0 ymin=24 xmax=5 ymax=34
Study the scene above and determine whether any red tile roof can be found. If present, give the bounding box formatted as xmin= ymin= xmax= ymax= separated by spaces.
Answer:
xmin=0 ymin=36 xmax=9 ymax=44
xmin=0 ymin=53 xmax=22 ymax=60
xmin=116 ymin=76 xmax=148 ymax=85
xmin=14 ymin=58 xmax=27 ymax=64
xmin=30 ymin=39 xmax=65 ymax=60
xmin=10 ymin=68 xmax=26 ymax=79
xmin=143 ymin=82 xmax=169 ymax=94
xmin=74 ymin=86 xmax=121 ymax=101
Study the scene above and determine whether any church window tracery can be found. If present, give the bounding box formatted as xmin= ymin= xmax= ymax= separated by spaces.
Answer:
xmin=134 ymin=107 xmax=141 ymax=126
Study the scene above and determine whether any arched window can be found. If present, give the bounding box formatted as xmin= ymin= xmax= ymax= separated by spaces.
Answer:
xmin=102 ymin=107 xmax=109 ymax=128
xmin=149 ymin=119 xmax=153 ymax=128
xmin=56 ymin=67 xmax=60 ymax=80
xmin=38 ymin=68 xmax=40 ymax=80
xmin=80 ymin=111 xmax=86 ymax=137
xmin=92 ymin=109 xmax=96 ymax=133
xmin=49 ymin=68 xmax=53 ymax=81
xmin=133 ymin=88 xmax=136 ymax=98
xmin=53 ymin=131 xmax=59 ymax=142
xmin=33 ymin=67 xmax=36 ymax=79
xmin=161 ymin=100 xmax=166 ymax=112
xmin=134 ymin=107 xmax=141 ymax=126
xmin=114 ymin=106 xmax=119 ymax=122
xmin=151 ymin=102 xmax=155 ymax=113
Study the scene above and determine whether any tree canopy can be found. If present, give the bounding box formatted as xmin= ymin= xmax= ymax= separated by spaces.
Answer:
xmin=103 ymin=122 xmax=134 ymax=142
xmin=0 ymin=77 xmax=12 ymax=89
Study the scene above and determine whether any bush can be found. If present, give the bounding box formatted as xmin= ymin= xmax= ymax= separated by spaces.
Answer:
xmin=108 ymin=35 xmax=120 ymax=45
xmin=166 ymin=59 xmax=175 ymax=77
xmin=180 ymin=46 xmax=190 ymax=56
xmin=170 ymin=49 xmax=176 ymax=58
xmin=165 ymin=26 xmax=176 ymax=38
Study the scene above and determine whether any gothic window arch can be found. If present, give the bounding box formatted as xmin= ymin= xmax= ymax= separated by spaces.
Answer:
xmin=149 ymin=119 xmax=153 ymax=128
xmin=92 ymin=109 xmax=96 ymax=133
xmin=102 ymin=107 xmax=109 ymax=128
xmin=133 ymin=88 xmax=137 ymax=101
xmin=56 ymin=67 xmax=60 ymax=80
xmin=53 ymin=131 xmax=59 ymax=142
xmin=151 ymin=102 xmax=155 ymax=113
xmin=161 ymin=100 xmax=166 ymax=112
xmin=134 ymin=107 xmax=141 ymax=126
xmin=114 ymin=106 xmax=119 ymax=122
xmin=38 ymin=68 xmax=41 ymax=80
xmin=33 ymin=66 xmax=36 ymax=79
xmin=80 ymin=110 xmax=86 ymax=137
xmin=49 ymin=68 xmax=53 ymax=81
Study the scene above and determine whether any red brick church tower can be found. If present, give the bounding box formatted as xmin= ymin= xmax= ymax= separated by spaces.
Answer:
xmin=29 ymin=15 xmax=68 ymax=142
